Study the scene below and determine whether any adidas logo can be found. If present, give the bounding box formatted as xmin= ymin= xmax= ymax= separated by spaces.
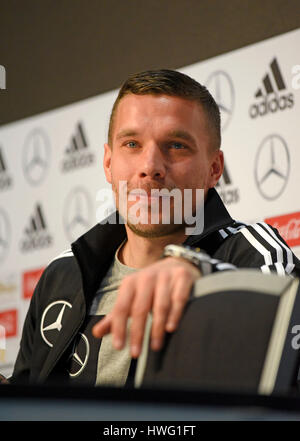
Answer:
xmin=216 ymin=162 xmax=239 ymax=205
xmin=61 ymin=122 xmax=95 ymax=172
xmin=249 ymin=58 xmax=294 ymax=119
xmin=20 ymin=203 xmax=53 ymax=252
xmin=0 ymin=148 xmax=12 ymax=190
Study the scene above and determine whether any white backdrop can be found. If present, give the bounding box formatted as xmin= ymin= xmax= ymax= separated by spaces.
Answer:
xmin=0 ymin=28 xmax=299 ymax=377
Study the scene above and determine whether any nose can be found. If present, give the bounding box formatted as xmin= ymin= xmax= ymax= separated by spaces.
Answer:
xmin=138 ymin=143 xmax=166 ymax=180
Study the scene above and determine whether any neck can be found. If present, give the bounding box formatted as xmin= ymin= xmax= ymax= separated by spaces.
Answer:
xmin=119 ymin=226 xmax=187 ymax=268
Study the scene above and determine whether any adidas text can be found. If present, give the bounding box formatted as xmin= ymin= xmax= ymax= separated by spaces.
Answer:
xmin=218 ymin=188 xmax=239 ymax=205
xmin=20 ymin=234 xmax=52 ymax=252
xmin=62 ymin=152 xmax=95 ymax=172
xmin=249 ymin=93 xmax=294 ymax=118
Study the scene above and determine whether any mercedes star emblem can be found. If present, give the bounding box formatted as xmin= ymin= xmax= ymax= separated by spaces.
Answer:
xmin=205 ymin=70 xmax=235 ymax=131
xmin=40 ymin=300 xmax=72 ymax=347
xmin=68 ymin=332 xmax=90 ymax=378
xmin=63 ymin=187 xmax=92 ymax=242
xmin=254 ymin=134 xmax=290 ymax=200
xmin=22 ymin=128 xmax=51 ymax=186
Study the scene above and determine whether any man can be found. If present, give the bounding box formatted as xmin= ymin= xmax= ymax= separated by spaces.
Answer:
xmin=8 ymin=69 xmax=300 ymax=386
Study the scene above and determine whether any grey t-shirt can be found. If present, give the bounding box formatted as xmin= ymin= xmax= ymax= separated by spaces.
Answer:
xmin=91 ymin=241 xmax=137 ymax=387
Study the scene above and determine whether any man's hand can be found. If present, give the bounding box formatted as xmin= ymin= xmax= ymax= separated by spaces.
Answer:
xmin=0 ymin=373 xmax=9 ymax=384
xmin=92 ymin=257 xmax=201 ymax=358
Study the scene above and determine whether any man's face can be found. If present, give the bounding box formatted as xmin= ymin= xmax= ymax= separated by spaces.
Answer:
xmin=103 ymin=93 xmax=223 ymax=237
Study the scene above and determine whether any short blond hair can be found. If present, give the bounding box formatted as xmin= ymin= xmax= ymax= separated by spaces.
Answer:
xmin=108 ymin=69 xmax=221 ymax=149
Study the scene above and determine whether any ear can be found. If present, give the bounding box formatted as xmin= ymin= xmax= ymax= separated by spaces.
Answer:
xmin=209 ymin=150 xmax=224 ymax=188
xmin=103 ymin=143 xmax=112 ymax=184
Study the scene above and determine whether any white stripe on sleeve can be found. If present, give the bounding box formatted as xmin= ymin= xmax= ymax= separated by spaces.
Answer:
xmin=219 ymin=229 xmax=228 ymax=239
xmin=260 ymin=264 xmax=271 ymax=274
xmin=240 ymin=228 xmax=273 ymax=266
xmin=253 ymin=224 xmax=283 ymax=266
xmin=258 ymin=222 xmax=295 ymax=274
xmin=49 ymin=249 xmax=74 ymax=264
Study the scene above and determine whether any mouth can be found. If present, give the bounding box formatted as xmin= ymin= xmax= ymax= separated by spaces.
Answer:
xmin=128 ymin=189 xmax=173 ymax=204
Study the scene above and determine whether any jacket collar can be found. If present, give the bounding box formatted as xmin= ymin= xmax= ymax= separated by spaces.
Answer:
xmin=71 ymin=188 xmax=234 ymax=298
xmin=184 ymin=187 xmax=233 ymax=246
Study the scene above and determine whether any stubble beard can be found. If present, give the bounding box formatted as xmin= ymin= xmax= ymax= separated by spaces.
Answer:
xmin=126 ymin=216 xmax=186 ymax=238
xmin=112 ymin=182 xmax=187 ymax=238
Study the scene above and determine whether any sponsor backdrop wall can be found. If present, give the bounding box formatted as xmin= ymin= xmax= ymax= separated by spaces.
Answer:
xmin=0 ymin=29 xmax=300 ymax=377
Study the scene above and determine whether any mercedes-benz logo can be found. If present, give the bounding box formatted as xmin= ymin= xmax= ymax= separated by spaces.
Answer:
xmin=40 ymin=300 xmax=72 ymax=347
xmin=254 ymin=134 xmax=290 ymax=200
xmin=22 ymin=128 xmax=51 ymax=186
xmin=63 ymin=187 xmax=92 ymax=243
xmin=68 ymin=333 xmax=90 ymax=378
xmin=0 ymin=208 xmax=10 ymax=263
xmin=205 ymin=70 xmax=235 ymax=131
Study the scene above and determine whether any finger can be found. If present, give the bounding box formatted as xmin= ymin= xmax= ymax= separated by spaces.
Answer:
xmin=129 ymin=274 xmax=155 ymax=358
xmin=111 ymin=276 xmax=135 ymax=350
xmin=165 ymin=269 xmax=193 ymax=333
xmin=150 ymin=273 xmax=172 ymax=351
xmin=0 ymin=374 xmax=9 ymax=384
xmin=92 ymin=314 xmax=112 ymax=338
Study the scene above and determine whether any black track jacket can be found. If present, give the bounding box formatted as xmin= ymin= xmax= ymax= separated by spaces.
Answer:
xmin=11 ymin=188 xmax=300 ymax=384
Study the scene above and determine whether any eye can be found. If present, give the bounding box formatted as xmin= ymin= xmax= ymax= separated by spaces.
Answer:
xmin=126 ymin=141 xmax=138 ymax=148
xmin=169 ymin=142 xmax=186 ymax=150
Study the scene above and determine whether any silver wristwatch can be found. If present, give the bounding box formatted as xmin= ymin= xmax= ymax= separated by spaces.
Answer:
xmin=162 ymin=244 xmax=212 ymax=275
